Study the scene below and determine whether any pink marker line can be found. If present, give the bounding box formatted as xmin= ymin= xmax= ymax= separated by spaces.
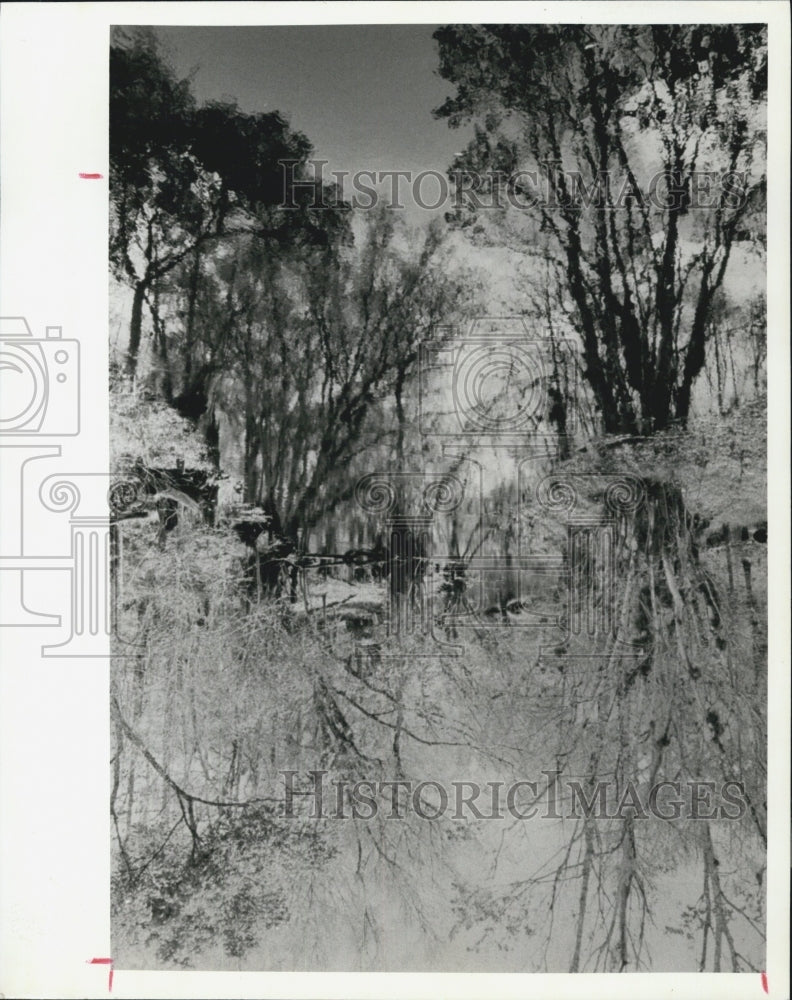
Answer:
xmin=79 ymin=173 xmax=103 ymax=179
xmin=88 ymin=957 xmax=113 ymax=991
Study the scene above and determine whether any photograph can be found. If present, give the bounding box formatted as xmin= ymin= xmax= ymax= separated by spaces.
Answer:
xmin=0 ymin=3 xmax=789 ymax=998
xmin=107 ymin=17 xmax=769 ymax=974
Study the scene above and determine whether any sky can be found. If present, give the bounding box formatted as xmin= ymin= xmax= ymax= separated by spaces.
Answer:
xmin=151 ymin=25 xmax=474 ymax=216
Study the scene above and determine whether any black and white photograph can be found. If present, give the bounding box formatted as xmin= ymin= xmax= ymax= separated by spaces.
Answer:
xmin=0 ymin=3 xmax=789 ymax=997
xmin=106 ymin=15 xmax=772 ymax=974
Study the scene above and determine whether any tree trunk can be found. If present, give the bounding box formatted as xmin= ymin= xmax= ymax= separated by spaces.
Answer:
xmin=243 ymin=413 xmax=260 ymax=505
xmin=395 ymin=365 xmax=407 ymax=466
xmin=203 ymin=408 xmax=220 ymax=470
xmin=183 ymin=248 xmax=202 ymax=385
xmin=126 ymin=279 xmax=149 ymax=380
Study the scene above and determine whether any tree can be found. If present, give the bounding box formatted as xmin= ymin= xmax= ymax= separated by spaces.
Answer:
xmin=212 ymin=210 xmax=478 ymax=546
xmin=432 ymin=25 xmax=768 ymax=970
xmin=110 ymin=28 xmax=214 ymax=381
xmin=110 ymin=28 xmax=345 ymax=402
xmin=433 ymin=24 xmax=767 ymax=434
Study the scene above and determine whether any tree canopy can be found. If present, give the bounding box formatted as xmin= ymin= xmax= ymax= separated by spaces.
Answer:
xmin=433 ymin=24 xmax=767 ymax=434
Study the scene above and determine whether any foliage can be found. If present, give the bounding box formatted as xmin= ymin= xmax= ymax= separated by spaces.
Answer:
xmin=110 ymin=27 xmax=349 ymax=386
xmin=433 ymin=24 xmax=767 ymax=433
xmin=109 ymin=23 xmax=767 ymax=976
xmin=111 ymin=466 xmax=767 ymax=970
xmin=209 ymin=210 xmax=479 ymax=539
xmin=110 ymin=363 xmax=215 ymax=471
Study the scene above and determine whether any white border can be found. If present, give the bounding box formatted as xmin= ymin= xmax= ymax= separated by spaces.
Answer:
xmin=0 ymin=3 xmax=788 ymax=998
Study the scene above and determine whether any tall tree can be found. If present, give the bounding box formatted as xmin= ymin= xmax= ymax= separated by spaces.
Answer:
xmin=212 ymin=210 xmax=476 ymax=545
xmin=433 ymin=26 xmax=768 ymax=970
xmin=110 ymin=28 xmax=213 ymax=380
xmin=433 ymin=24 xmax=767 ymax=433
xmin=110 ymin=28 xmax=343 ymax=392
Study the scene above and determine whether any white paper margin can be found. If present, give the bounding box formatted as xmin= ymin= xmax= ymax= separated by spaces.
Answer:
xmin=0 ymin=3 xmax=788 ymax=998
